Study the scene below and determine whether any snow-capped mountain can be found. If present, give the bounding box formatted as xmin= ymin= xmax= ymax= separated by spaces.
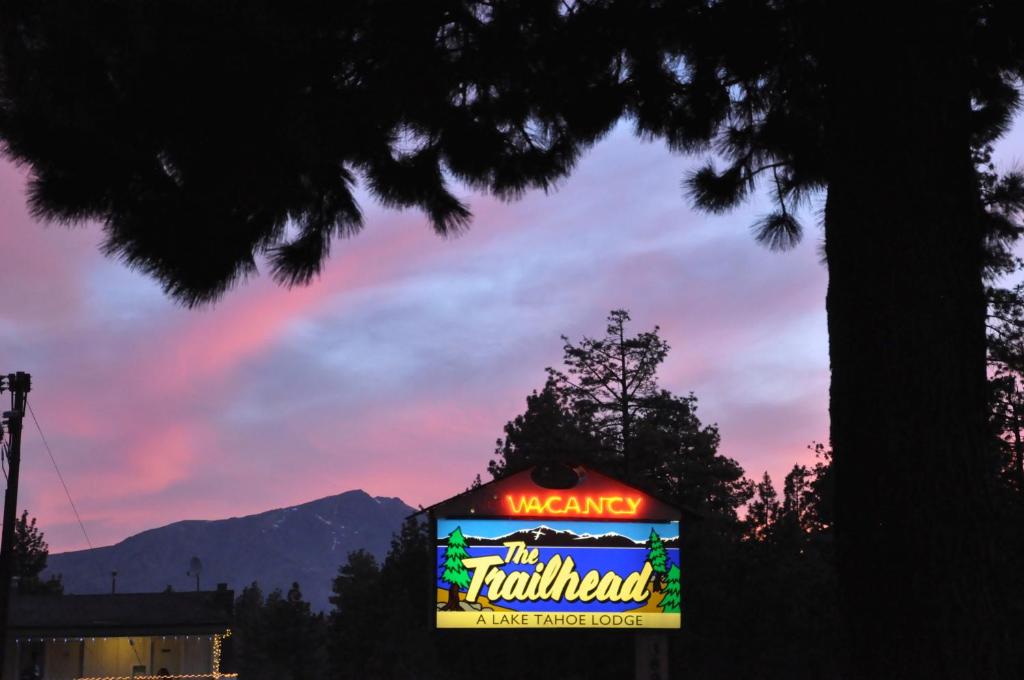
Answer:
xmin=45 ymin=490 xmax=413 ymax=611
xmin=445 ymin=524 xmax=680 ymax=548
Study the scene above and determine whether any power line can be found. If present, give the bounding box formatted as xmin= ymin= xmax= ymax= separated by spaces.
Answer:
xmin=26 ymin=400 xmax=93 ymax=550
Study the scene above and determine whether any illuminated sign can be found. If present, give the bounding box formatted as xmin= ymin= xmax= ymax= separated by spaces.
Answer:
xmin=425 ymin=465 xmax=682 ymax=630
xmin=435 ymin=518 xmax=681 ymax=629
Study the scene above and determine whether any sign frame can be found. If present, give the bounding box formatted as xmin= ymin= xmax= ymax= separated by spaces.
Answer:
xmin=423 ymin=464 xmax=683 ymax=631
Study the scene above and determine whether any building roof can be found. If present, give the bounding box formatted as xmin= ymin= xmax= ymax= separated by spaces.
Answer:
xmin=9 ymin=589 xmax=233 ymax=638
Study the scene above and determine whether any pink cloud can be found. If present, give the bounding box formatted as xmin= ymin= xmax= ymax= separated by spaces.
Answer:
xmin=1 ymin=122 xmax=847 ymax=552
xmin=0 ymin=164 xmax=100 ymax=324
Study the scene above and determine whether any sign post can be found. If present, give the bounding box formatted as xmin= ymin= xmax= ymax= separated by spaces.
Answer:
xmin=635 ymin=633 xmax=670 ymax=680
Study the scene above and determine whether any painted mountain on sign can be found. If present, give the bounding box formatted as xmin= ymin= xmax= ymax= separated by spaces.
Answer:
xmin=44 ymin=490 xmax=413 ymax=611
xmin=440 ymin=524 xmax=680 ymax=548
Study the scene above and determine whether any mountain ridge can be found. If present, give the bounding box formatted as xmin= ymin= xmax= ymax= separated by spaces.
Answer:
xmin=45 ymin=489 xmax=414 ymax=611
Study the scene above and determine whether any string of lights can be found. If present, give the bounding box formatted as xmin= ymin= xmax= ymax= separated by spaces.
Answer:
xmin=16 ymin=629 xmax=235 ymax=680
xmin=72 ymin=674 xmax=238 ymax=680
xmin=15 ymin=635 xmax=219 ymax=644
xmin=211 ymin=629 xmax=231 ymax=680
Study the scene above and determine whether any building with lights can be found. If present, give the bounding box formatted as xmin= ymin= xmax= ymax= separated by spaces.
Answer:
xmin=3 ymin=586 xmax=234 ymax=680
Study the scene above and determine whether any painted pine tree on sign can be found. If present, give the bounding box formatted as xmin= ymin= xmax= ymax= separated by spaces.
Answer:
xmin=658 ymin=564 xmax=680 ymax=614
xmin=646 ymin=528 xmax=668 ymax=591
xmin=440 ymin=527 xmax=471 ymax=611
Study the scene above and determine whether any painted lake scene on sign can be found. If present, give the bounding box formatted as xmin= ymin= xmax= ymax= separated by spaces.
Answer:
xmin=435 ymin=518 xmax=681 ymax=629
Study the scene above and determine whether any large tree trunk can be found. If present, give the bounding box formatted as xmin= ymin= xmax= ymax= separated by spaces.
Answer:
xmin=825 ymin=5 xmax=1010 ymax=678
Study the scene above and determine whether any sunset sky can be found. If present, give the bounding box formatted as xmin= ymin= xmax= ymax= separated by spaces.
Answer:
xmin=5 ymin=120 xmax=1024 ymax=553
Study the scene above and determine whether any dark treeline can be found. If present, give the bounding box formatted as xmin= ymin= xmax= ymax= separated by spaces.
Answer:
xmin=225 ymin=311 xmax=830 ymax=679
xmin=11 ymin=297 xmax=1023 ymax=677
xmin=11 ymin=510 xmax=63 ymax=595
xmin=230 ymin=304 xmax=1024 ymax=678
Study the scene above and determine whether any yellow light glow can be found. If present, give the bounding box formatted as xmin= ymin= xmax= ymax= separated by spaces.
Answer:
xmin=74 ymin=675 xmax=238 ymax=680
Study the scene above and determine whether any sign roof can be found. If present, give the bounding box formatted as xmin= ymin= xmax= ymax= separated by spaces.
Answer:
xmin=421 ymin=464 xmax=681 ymax=522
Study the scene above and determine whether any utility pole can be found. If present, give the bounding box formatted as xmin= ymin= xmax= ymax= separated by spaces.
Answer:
xmin=0 ymin=372 xmax=31 ymax=680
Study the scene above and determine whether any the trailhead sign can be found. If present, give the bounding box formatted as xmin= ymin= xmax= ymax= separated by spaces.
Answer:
xmin=424 ymin=465 xmax=682 ymax=630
